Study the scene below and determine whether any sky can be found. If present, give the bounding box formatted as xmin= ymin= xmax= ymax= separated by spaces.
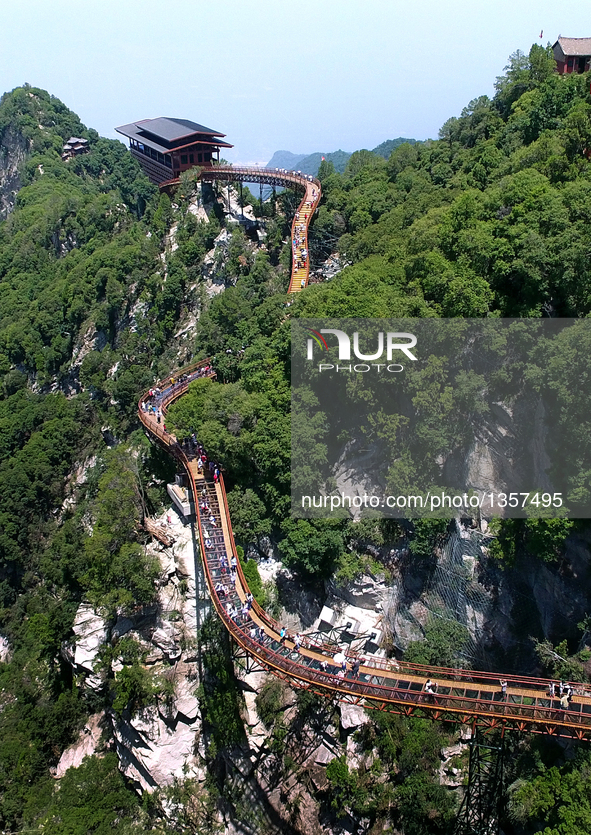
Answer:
xmin=1 ymin=0 xmax=590 ymax=164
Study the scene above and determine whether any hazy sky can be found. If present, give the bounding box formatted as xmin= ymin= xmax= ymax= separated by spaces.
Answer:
xmin=1 ymin=1 xmax=589 ymax=164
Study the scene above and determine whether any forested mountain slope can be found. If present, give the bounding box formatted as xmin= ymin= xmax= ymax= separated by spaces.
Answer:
xmin=2 ymin=44 xmax=591 ymax=834
xmin=166 ymin=45 xmax=591 ymax=834
xmin=0 ymin=86 xmax=208 ymax=833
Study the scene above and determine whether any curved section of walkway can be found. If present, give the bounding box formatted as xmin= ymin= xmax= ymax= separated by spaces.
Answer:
xmin=139 ymin=366 xmax=591 ymax=741
xmin=161 ymin=165 xmax=321 ymax=293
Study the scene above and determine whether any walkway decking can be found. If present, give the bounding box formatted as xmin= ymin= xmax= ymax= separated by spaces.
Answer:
xmin=161 ymin=165 xmax=321 ymax=292
xmin=139 ymin=363 xmax=591 ymax=741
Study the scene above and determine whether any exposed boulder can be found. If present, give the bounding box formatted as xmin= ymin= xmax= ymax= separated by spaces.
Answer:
xmin=340 ymin=703 xmax=369 ymax=731
xmin=313 ymin=743 xmax=338 ymax=766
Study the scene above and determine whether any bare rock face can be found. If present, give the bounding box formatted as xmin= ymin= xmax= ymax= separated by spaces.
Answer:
xmin=275 ymin=568 xmax=324 ymax=629
xmin=484 ymin=531 xmax=591 ymax=657
xmin=0 ymin=634 xmax=11 ymax=664
xmin=201 ymin=228 xmax=232 ymax=295
xmin=61 ymin=509 xmax=210 ymax=793
xmin=151 ymin=622 xmax=182 ymax=661
xmin=69 ymin=324 xmax=108 ymax=381
xmin=72 ymin=604 xmax=108 ymax=690
xmin=112 ymin=616 xmax=134 ymax=639
xmin=0 ymin=124 xmax=29 ymax=220
xmin=107 ymin=511 xmax=207 ymax=791
xmin=112 ymin=704 xmax=203 ymax=791
xmin=55 ymin=713 xmax=104 ymax=777
xmin=330 ymin=572 xmax=389 ymax=611
xmin=332 ymin=440 xmax=387 ymax=522
xmin=313 ymin=743 xmax=338 ymax=766
xmin=173 ymin=677 xmax=200 ymax=722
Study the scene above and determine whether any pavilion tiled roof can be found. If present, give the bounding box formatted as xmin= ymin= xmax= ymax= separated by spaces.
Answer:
xmin=554 ymin=37 xmax=591 ymax=56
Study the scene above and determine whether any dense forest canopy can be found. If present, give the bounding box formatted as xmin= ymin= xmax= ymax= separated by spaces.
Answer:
xmin=2 ymin=44 xmax=591 ymax=832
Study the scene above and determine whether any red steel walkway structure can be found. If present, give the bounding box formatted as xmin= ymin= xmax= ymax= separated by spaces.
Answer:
xmin=139 ymin=363 xmax=591 ymax=742
xmin=161 ymin=165 xmax=321 ymax=293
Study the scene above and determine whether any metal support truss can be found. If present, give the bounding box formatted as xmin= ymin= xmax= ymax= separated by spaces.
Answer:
xmin=231 ymin=640 xmax=268 ymax=675
xmin=304 ymin=626 xmax=382 ymax=656
xmin=453 ymin=726 xmax=506 ymax=835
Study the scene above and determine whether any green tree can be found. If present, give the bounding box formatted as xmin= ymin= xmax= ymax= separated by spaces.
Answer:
xmin=81 ymin=449 xmax=158 ymax=614
xmin=509 ymin=749 xmax=591 ymax=834
xmin=278 ymin=519 xmax=344 ymax=577
xmin=26 ymin=753 xmax=144 ymax=834
xmin=404 ymin=618 xmax=470 ymax=667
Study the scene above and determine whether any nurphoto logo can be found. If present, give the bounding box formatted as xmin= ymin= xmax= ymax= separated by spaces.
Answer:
xmin=305 ymin=328 xmax=418 ymax=373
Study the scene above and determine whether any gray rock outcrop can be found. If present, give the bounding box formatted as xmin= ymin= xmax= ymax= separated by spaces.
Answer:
xmin=0 ymin=634 xmax=11 ymax=663
xmin=0 ymin=124 xmax=29 ymax=220
xmin=340 ymin=703 xmax=369 ymax=731
xmin=62 ymin=508 xmax=210 ymax=792
xmin=72 ymin=604 xmax=108 ymax=690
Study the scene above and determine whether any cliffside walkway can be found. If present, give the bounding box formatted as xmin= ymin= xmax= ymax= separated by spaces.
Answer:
xmin=139 ymin=362 xmax=591 ymax=741
xmin=162 ymin=165 xmax=321 ymax=292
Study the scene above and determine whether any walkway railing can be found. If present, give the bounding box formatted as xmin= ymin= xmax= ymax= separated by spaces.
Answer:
xmin=160 ymin=165 xmax=321 ymax=293
xmin=139 ymin=366 xmax=591 ymax=741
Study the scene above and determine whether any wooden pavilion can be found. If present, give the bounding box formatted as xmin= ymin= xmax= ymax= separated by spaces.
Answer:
xmin=115 ymin=117 xmax=233 ymax=184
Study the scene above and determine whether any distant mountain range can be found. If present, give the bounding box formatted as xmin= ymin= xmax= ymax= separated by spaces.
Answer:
xmin=266 ymin=138 xmax=418 ymax=175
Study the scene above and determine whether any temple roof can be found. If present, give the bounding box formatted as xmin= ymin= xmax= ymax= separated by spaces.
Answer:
xmin=553 ymin=37 xmax=591 ymax=56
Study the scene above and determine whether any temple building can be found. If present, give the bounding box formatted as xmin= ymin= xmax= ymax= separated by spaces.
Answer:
xmin=553 ymin=37 xmax=591 ymax=74
xmin=115 ymin=117 xmax=233 ymax=184
xmin=62 ymin=136 xmax=89 ymax=161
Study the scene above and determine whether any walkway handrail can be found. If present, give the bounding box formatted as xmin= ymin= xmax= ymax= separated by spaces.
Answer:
xmin=160 ymin=164 xmax=321 ymax=293
xmin=138 ymin=362 xmax=591 ymax=741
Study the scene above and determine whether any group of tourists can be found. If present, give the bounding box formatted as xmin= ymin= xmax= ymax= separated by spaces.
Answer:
xmin=292 ymin=189 xmax=319 ymax=286
xmin=317 ymin=654 xmax=364 ymax=680
xmin=293 ymin=218 xmax=308 ymax=275
xmin=272 ymin=168 xmax=317 ymax=184
xmin=548 ymin=680 xmax=576 ymax=710
xmin=225 ymin=592 xmax=255 ymax=625
xmin=141 ymin=363 xmax=214 ymax=435
xmin=141 ymin=398 xmax=163 ymax=425
xmin=178 ymin=436 xmax=222 ymax=484
xmin=418 ymin=675 xmax=581 ymax=716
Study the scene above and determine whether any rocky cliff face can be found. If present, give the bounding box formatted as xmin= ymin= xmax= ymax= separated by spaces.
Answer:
xmin=381 ymin=520 xmax=591 ymax=673
xmin=56 ymin=521 xmax=415 ymax=831
xmin=485 ymin=528 xmax=591 ymax=663
xmin=59 ymin=509 xmax=209 ymax=793
xmin=0 ymin=123 xmax=29 ymax=220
